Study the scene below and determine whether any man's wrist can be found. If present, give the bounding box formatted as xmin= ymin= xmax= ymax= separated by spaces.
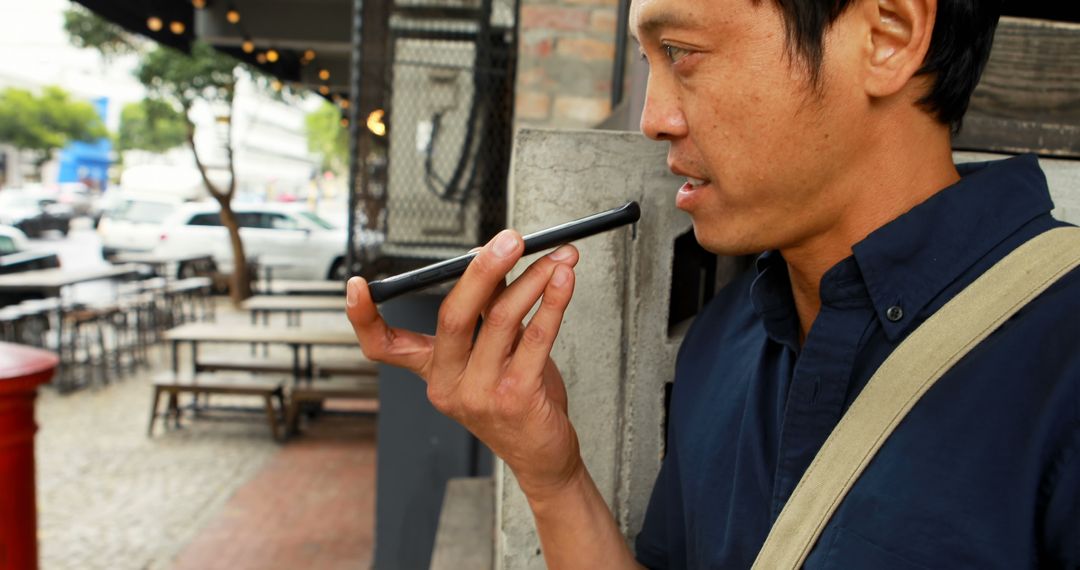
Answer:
xmin=520 ymin=459 xmax=590 ymax=512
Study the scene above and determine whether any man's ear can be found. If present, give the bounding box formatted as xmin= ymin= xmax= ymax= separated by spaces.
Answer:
xmin=864 ymin=0 xmax=935 ymax=98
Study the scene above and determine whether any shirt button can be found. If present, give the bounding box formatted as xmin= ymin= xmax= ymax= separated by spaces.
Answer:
xmin=886 ymin=305 xmax=904 ymax=322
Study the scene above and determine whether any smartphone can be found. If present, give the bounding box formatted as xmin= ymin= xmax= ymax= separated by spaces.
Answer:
xmin=366 ymin=201 xmax=641 ymax=303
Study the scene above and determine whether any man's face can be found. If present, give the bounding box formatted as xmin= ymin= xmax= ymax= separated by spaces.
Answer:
xmin=632 ymin=0 xmax=867 ymax=255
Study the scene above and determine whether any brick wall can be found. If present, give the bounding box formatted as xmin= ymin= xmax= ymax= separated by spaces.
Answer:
xmin=515 ymin=0 xmax=623 ymax=128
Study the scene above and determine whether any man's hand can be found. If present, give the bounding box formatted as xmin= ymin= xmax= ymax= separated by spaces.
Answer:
xmin=345 ymin=229 xmax=584 ymax=498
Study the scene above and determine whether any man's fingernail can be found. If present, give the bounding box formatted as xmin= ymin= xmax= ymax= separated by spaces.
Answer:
xmin=548 ymin=246 xmax=573 ymax=261
xmin=493 ymin=231 xmax=518 ymax=258
xmin=346 ymin=278 xmax=360 ymax=307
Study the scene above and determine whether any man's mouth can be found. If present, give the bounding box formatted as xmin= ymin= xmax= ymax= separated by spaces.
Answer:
xmin=685 ymin=177 xmax=708 ymax=188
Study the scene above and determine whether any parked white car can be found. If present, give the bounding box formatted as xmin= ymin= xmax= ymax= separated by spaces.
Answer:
xmin=97 ymin=192 xmax=185 ymax=258
xmin=153 ymin=201 xmax=382 ymax=281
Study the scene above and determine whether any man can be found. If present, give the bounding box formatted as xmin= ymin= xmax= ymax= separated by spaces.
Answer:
xmin=347 ymin=0 xmax=1080 ymax=566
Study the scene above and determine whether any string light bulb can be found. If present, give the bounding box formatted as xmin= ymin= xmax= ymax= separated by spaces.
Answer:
xmin=255 ymin=52 xmax=267 ymax=64
xmin=366 ymin=109 xmax=387 ymax=137
xmin=226 ymin=7 xmax=241 ymax=24
xmin=318 ymin=85 xmax=330 ymax=96
xmin=318 ymin=69 xmax=330 ymax=81
xmin=338 ymin=98 xmax=350 ymax=110
xmin=340 ymin=118 xmax=350 ymax=128
xmin=169 ymin=21 xmax=185 ymax=34
xmin=304 ymin=49 xmax=316 ymax=61
xmin=271 ymin=80 xmax=283 ymax=92
xmin=147 ymin=16 xmax=163 ymax=31
xmin=192 ymin=0 xmax=207 ymax=8
xmin=241 ymin=38 xmax=254 ymax=53
xmin=266 ymin=49 xmax=279 ymax=63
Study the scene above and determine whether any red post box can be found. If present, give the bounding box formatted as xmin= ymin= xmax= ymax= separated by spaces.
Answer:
xmin=0 ymin=342 xmax=57 ymax=570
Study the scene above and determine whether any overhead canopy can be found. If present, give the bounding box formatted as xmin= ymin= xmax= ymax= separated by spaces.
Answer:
xmin=71 ymin=0 xmax=351 ymax=103
xmin=71 ymin=0 xmax=1078 ymax=108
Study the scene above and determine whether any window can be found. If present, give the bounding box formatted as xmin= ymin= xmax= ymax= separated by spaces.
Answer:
xmin=119 ymin=201 xmax=176 ymax=224
xmin=0 ymin=235 xmax=17 ymax=255
xmin=266 ymin=214 xmax=300 ymax=230
xmin=188 ymin=213 xmax=222 ymax=226
xmin=235 ymin=213 xmax=262 ymax=228
xmin=298 ymin=211 xmax=335 ymax=230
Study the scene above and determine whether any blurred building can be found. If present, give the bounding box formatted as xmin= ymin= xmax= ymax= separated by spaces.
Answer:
xmin=0 ymin=0 xmax=320 ymax=198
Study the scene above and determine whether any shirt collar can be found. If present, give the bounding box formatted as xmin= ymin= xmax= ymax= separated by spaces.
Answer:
xmin=751 ymin=251 xmax=801 ymax=351
xmin=851 ymin=154 xmax=1054 ymax=340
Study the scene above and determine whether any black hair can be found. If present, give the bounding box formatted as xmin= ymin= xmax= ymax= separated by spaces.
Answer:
xmin=771 ymin=0 xmax=1003 ymax=133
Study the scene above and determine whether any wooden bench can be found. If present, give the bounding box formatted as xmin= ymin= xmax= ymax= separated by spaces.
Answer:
xmin=195 ymin=356 xmax=298 ymax=375
xmin=286 ymin=378 xmax=379 ymax=435
xmin=314 ymin=357 xmax=378 ymax=378
xmin=194 ymin=355 xmax=377 ymax=380
xmin=148 ymin=372 xmax=287 ymax=440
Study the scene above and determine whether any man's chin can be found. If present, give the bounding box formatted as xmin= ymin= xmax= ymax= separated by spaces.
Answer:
xmin=690 ymin=226 xmax=763 ymax=257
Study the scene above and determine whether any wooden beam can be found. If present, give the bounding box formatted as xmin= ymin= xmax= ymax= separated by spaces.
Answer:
xmin=955 ymin=17 xmax=1080 ymax=158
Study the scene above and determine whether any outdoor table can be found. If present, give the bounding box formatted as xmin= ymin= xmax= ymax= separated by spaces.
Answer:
xmin=164 ymin=322 xmax=358 ymax=383
xmin=254 ymin=257 xmax=296 ymax=292
xmin=0 ymin=264 xmax=140 ymax=391
xmin=112 ymin=252 xmax=214 ymax=278
xmin=0 ymin=264 xmax=140 ymax=297
xmin=241 ymin=294 xmax=344 ymax=327
xmin=255 ymin=279 xmax=345 ymax=296
xmin=0 ymin=341 xmax=58 ymax=570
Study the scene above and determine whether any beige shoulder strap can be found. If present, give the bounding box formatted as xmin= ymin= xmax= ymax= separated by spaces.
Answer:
xmin=752 ymin=226 xmax=1080 ymax=570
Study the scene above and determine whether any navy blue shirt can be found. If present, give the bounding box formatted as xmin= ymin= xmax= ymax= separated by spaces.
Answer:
xmin=635 ymin=155 xmax=1080 ymax=569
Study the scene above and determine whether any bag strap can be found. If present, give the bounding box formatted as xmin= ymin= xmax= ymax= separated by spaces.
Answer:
xmin=752 ymin=226 xmax=1080 ymax=570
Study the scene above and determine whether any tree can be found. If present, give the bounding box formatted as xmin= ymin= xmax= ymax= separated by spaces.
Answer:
xmin=64 ymin=7 xmax=260 ymax=304
xmin=62 ymin=5 xmax=135 ymax=61
xmin=118 ymin=98 xmax=187 ymax=153
xmin=135 ymin=41 xmax=255 ymax=303
xmin=0 ymin=86 xmax=108 ymax=175
xmin=306 ymin=102 xmax=349 ymax=174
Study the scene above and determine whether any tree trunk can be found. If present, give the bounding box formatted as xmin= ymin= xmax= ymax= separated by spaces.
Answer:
xmin=183 ymin=95 xmax=250 ymax=306
xmin=216 ymin=197 xmax=252 ymax=304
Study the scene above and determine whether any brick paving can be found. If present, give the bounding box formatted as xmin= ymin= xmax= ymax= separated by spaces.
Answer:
xmin=32 ymin=301 xmax=377 ymax=570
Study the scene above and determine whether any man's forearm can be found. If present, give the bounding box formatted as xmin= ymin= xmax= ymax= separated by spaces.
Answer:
xmin=526 ymin=466 xmax=645 ymax=569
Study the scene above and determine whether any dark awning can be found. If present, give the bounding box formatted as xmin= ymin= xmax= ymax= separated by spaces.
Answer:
xmin=72 ymin=0 xmax=194 ymax=53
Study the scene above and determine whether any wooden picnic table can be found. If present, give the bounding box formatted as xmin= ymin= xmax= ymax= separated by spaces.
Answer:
xmin=254 ymin=279 xmax=345 ymax=296
xmin=0 ymin=264 xmax=141 ymax=391
xmin=164 ymin=322 xmax=360 ymax=382
xmin=112 ymin=252 xmax=215 ymax=278
xmin=242 ymin=295 xmax=344 ymax=326
xmin=0 ymin=264 xmax=141 ymax=296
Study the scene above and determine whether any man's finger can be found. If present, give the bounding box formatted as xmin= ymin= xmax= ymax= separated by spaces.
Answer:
xmin=504 ymin=264 xmax=576 ymax=391
xmin=346 ymin=276 xmax=434 ymax=376
xmin=430 ymin=230 xmax=524 ymax=379
xmin=471 ymin=246 xmax=579 ymax=389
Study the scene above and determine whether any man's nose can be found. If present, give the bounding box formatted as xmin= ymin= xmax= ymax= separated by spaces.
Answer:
xmin=639 ymin=75 xmax=688 ymax=141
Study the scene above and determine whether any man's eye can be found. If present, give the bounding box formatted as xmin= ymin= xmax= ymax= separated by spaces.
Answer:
xmin=663 ymin=45 xmax=690 ymax=63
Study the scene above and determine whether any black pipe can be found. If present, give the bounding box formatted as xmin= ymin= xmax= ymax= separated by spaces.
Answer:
xmin=344 ymin=0 xmax=363 ymax=278
xmin=610 ymin=0 xmax=631 ymax=109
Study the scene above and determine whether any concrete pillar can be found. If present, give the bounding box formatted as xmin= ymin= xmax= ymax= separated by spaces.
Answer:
xmin=495 ymin=128 xmax=744 ymax=569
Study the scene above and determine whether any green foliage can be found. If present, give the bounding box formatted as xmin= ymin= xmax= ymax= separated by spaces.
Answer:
xmin=306 ymin=102 xmax=349 ymax=173
xmin=62 ymin=6 xmax=136 ymax=59
xmin=136 ymin=42 xmax=240 ymax=111
xmin=0 ymin=86 xmax=108 ymax=166
xmin=118 ymin=99 xmax=187 ymax=152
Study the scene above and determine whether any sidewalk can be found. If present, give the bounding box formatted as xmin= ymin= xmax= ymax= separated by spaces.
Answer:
xmin=33 ymin=301 xmax=376 ymax=570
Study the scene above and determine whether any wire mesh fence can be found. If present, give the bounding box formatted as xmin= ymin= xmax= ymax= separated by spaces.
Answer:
xmin=350 ymin=0 xmax=518 ymax=272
